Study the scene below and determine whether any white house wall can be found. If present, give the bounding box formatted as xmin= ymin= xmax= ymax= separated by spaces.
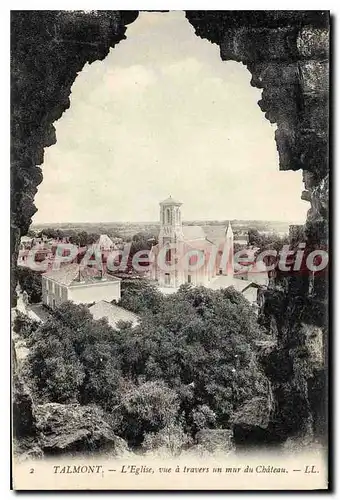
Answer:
xmin=42 ymin=276 xmax=68 ymax=308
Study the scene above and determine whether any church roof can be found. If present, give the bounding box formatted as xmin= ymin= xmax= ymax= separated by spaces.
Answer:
xmin=184 ymin=239 xmax=215 ymax=252
xmin=182 ymin=225 xmax=207 ymax=241
xmin=226 ymin=221 xmax=233 ymax=236
xmin=159 ymin=196 xmax=182 ymax=206
xmin=201 ymin=226 xmax=226 ymax=244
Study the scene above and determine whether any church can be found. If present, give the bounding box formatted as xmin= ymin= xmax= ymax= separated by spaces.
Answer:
xmin=150 ymin=197 xmax=269 ymax=302
xmin=150 ymin=196 xmax=236 ymax=290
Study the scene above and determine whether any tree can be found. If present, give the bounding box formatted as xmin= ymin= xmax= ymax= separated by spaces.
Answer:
xmin=69 ymin=231 xmax=88 ymax=247
xmin=24 ymin=288 xmax=269 ymax=449
xmin=119 ymin=279 xmax=164 ymax=314
xmin=69 ymin=231 xmax=100 ymax=247
xmin=16 ymin=267 xmax=42 ymax=303
xmin=190 ymin=405 xmax=217 ymax=433
xmin=118 ymin=285 xmax=268 ymax=430
xmin=248 ymin=228 xmax=262 ymax=246
xmin=25 ymin=322 xmax=86 ymax=403
xmin=37 ymin=228 xmax=64 ymax=240
xmin=121 ymin=231 xmax=158 ymax=273
xmin=248 ymin=227 xmax=290 ymax=253
xmin=25 ymin=302 xmax=122 ymax=406
xmin=87 ymin=232 xmax=100 ymax=245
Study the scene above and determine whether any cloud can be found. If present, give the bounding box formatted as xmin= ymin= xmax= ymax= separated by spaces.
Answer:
xmin=33 ymin=12 xmax=308 ymax=224
xmin=80 ymin=65 xmax=157 ymax=108
xmin=161 ymin=58 xmax=204 ymax=77
xmin=104 ymin=65 xmax=157 ymax=93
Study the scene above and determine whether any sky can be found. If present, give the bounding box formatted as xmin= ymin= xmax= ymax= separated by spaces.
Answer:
xmin=33 ymin=11 xmax=308 ymax=224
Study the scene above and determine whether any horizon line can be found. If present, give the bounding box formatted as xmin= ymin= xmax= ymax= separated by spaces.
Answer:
xmin=31 ymin=218 xmax=305 ymax=226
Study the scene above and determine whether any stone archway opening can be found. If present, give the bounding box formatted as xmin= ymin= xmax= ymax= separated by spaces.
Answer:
xmin=11 ymin=9 xmax=329 ymax=447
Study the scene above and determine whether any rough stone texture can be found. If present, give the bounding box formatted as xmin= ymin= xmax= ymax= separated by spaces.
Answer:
xmin=12 ymin=314 xmax=39 ymax=444
xmin=12 ymin=372 xmax=38 ymax=440
xmin=230 ymin=392 xmax=280 ymax=448
xmin=186 ymin=10 xmax=329 ymax=446
xmin=11 ymin=11 xmax=329 ymax=445
xmin=10 ymin=10 xmax=138 ymax=306
xmin=35 ymin=403 xmax=128 ymax=455
xmin=195 ymin=429 xmax=234 ymax=453
xmin=186 ymin=11 xmax=329 ymax=179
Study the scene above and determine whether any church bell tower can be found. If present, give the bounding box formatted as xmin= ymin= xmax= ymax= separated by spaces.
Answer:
xmin=159 ymin=196 xmax=184 ymax=247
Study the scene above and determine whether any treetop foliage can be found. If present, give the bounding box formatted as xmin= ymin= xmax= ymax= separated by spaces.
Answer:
xmin=22 ymin=280 xmax=268 ymax=448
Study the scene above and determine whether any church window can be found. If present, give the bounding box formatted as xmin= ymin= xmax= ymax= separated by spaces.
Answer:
xmin=187 ymin=275 xmax=192 ymax=284
xmin=166 ymin=208 xmax=171 ymax=224
xmin=166 ymin=248 xmax=171 ymax=263
xmin=189 ymin=254 xmax=198 ymax=266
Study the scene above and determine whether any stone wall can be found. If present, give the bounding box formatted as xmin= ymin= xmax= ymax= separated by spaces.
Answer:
xmin=11 ymin=10 xmax=329 ymax=443
xmin=11 ymin=10 xmax=139 ymax=306
xmin=185 ymin=10 xmax=329 ymax=443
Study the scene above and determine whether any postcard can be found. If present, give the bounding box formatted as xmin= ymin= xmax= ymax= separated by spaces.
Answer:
xmin=11 ymin=9 xmax=329 ymax=490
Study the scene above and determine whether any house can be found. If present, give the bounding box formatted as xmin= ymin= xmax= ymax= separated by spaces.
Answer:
xmin=42 ymin=263 xmax=121 ymax=309
xmin=206 ymin=274 xmax=263 ymax=308
xmin=89 ymin=300 xmax=139 ymax=330
xmin=95 ymin=234 xmax=115 ymax=251
xmin=17 ymin=249 xmax=30 ymax=266
xmin=19 ymin=235 xmax=34 ymax=251
xmin=234 ymin=238 xmax=248 ymax=246
xmin=18 ymin=235 xmax=34 ymax=265
xmin=234 ymin=253 xmax=269 ymax=287
xmin=17 ymin=247 xmax=53 ymax=268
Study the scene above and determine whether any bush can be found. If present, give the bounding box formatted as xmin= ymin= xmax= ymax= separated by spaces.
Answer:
xmin=13 ymin=312 xmax=39 ymax=339
xmin=190 ymin=405 xmax=217 ymax=433
xmin=119 ymin=381 xmax=180 ymax=446
xmin=142 ymin=423 xmax=193 ymax=456
xmin=26 ymin=335 xmax=86 ymax=403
